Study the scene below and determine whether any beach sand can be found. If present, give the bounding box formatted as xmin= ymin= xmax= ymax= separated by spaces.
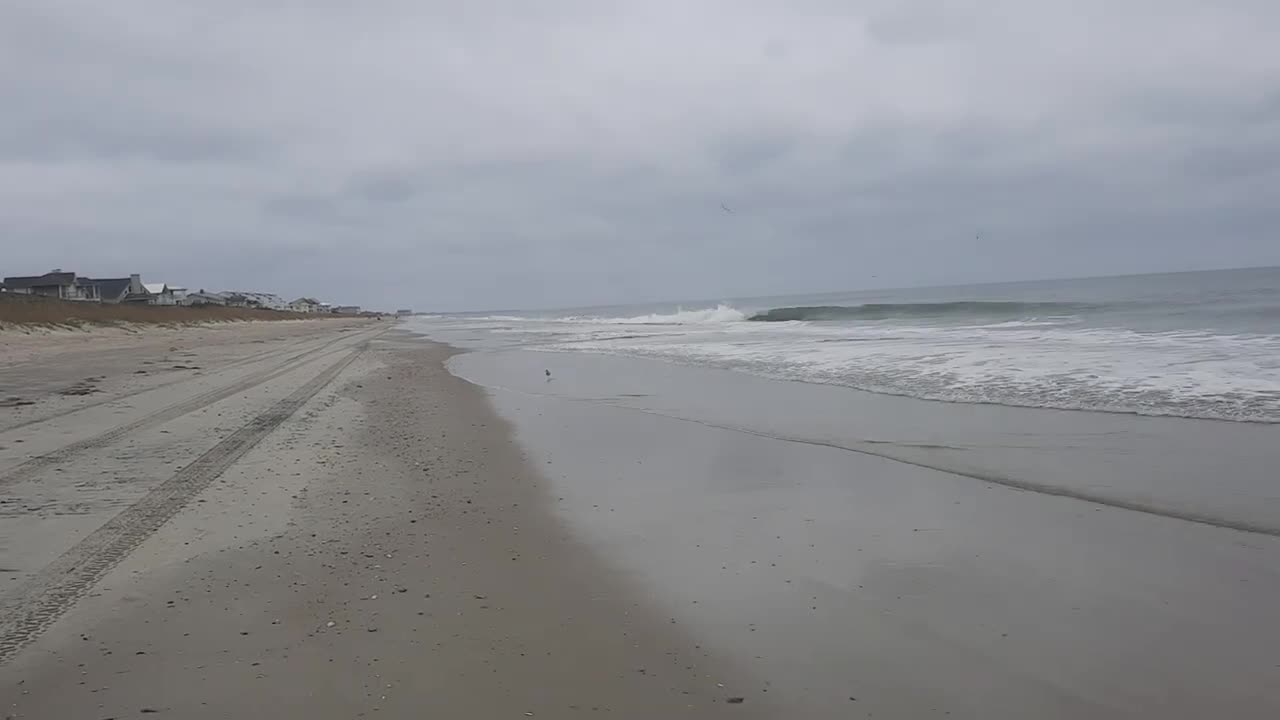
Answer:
xmin=5 ymin=321 xmax=1279 ymax=718
xmin=0 ymin=328 xmax=763 ymax=718
xmin=451 ymin=346 xmax=1280 ymax=718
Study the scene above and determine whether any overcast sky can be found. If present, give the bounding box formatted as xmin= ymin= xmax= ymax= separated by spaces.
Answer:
xmin=3 ymin=1 xmax=1278 ymax=310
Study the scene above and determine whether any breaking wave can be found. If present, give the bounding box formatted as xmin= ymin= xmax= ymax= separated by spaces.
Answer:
xmin=749 ymin=301 xmax=1101 ymax=322
xmin=557 ymin=304 xmax=747 ymax=325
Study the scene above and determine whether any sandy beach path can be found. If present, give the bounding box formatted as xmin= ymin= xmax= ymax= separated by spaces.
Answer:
xmin=0 ymin=330 xmax=762 ymax=718
xmin=0 ymin=319 xmax=375 ymax=433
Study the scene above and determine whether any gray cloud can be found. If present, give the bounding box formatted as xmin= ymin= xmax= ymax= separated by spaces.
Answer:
xmin=0 ymin=122 xmax=270 ymax=164
xmin=347 ymin=170 xmax=424 ymax=205
xmin=2 ymin=1 xmax=1279 ymax=310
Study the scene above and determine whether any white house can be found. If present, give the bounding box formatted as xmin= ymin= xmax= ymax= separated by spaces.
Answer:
xmin=181 ymin=290 xmax=227 ymax=306
xmin=223 ymin=291 xmax=288 ymax=310
xmin=256 ymin=293 xmax=288 ymax=311
xmin=143 ymin=283 xmax=177 ymax=306
xmin=289 ymin=297 xmax=324 ymax=313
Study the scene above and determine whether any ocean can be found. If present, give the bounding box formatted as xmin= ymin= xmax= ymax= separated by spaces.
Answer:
xmin=424 ymin=266 xmax=1280 ymax=423
xmin=408 ymin=267 xmax=1280 ymax=716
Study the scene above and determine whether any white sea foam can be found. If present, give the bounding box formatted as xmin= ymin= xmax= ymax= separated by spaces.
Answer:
xmin=543 ymin=322 xmax=1280 ymax=422
xmin=555 ymin=304 xmax=747 ymax=325
xmin=421 ymin=295 xmax=1280 ymax=422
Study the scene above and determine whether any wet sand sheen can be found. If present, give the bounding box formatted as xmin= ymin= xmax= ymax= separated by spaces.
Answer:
xmin=452 ymin=347 xmax=1280 ymax=718
xmin=452 ymin=349 xmax=1280 ymax=535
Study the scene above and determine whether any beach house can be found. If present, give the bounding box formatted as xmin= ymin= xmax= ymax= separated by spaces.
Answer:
xmin=181 ymin=290 xmax=227 ymax=306
xmin=1 ymin=271 xmax=151 ymax=303
xmin=222 ymin=291 xmax=287 ymax=310
xmin=75 ymin=274 xmax=149 ymax=304
xmin=2 ymin=271 xmax=90 ymax=300
xmin=143 ymin=283 xmax=178 ymax=305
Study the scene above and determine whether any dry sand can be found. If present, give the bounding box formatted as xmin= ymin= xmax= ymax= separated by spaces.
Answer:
xmin=0 ymin=325 xmax=763 ymax=717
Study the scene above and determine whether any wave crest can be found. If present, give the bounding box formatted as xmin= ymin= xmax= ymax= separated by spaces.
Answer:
xmin=559 ymin=304 xmax=746 ymax=325
xmin=749 ymin=301 xmax=1099 ymax=322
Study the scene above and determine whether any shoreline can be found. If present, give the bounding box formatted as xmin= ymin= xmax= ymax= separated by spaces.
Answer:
xmin=449 ymin=346 xmax=1280 ymax=536
xmin=445 ymin=341 xmax=1280 ymax=718
xmin=1 ymin=330 xmax=766 ymax=717
xmin=6 ymin=320 xmax=1278 ymax=717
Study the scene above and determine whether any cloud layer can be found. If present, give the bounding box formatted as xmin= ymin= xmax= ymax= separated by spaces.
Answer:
xmin=3 ymin=1 xmax=1278 ymax=309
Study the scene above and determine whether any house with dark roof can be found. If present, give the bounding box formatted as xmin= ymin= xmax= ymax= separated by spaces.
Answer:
xmin=221 ymin=291 xmax=286 ymax=310
xmin=289 ymin=297 xmax=324 ymax=313
xmin=181 ymin=290 xmax=227 ymax=306
xmin=76 ymin=274 xmax=148 ymax=304
xmin=2 ymin=270 xmax=158 ymax=304
xmin=2 ymin=271 xmax=93 ymax=300
xmin=76 ymin=277 xmax=129 ymax=303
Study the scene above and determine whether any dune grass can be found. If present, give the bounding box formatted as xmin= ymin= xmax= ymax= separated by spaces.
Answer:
xmin=0 ymin=294 xmax=327 ymax=329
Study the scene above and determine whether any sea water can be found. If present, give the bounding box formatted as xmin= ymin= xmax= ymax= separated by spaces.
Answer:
xmin=423 ymin=266 xmax=1280 ymax=423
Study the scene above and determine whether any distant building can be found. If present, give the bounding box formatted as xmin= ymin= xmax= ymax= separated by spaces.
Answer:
xmin=289 ymin=297 xmax=324 ymax=313
xmin=77 ymin=277 xmax=131 ymax=303
xmin=222 ymin=291 xmax=287 ymax=310
xmin=3 ymin=271 xmax=90 ymax=300
xmin=181 ymin=290 xmax=227 ymax=306
xmin=395 ymin=309 xmax=413 ymax=316
xmin=250 ymin=292 xmax=288 ymax=310
xmin=332 ymin=305 xmax=361 ymax=315
xmin=2 ymin=271 xmax=151 ymax=303
xmin=143 ymin=283 xmax=177 ymax=306
xmin=84 ymin=274 xmax=150 ymax=304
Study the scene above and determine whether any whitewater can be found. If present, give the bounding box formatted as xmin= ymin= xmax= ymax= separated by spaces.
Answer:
xmin=424 ymin=267 xmax=1280 ymax=423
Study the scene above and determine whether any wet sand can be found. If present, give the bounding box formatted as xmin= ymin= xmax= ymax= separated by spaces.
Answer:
xmin=1 ymin=331 xmax=763 ymax=718
xmin=452 ymin=349 xmax=1280 ymax=535
xmin=6 ymin=321 xmax=1278 ymax=718
xmin=451 ymin=347 xmax=1280 ymax=718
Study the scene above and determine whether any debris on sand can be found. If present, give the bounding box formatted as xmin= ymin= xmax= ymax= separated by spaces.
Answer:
xmin=60 ymin=378 xmax=102 ymax=396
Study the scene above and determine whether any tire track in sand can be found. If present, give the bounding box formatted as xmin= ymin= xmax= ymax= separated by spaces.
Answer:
xmin=0 ymin=342 xmax=367 ymax=664
xmin=0 ymin=326 xmax=384 ymax=486
xmin=0 ymin=328 xmax=355 ymax=434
